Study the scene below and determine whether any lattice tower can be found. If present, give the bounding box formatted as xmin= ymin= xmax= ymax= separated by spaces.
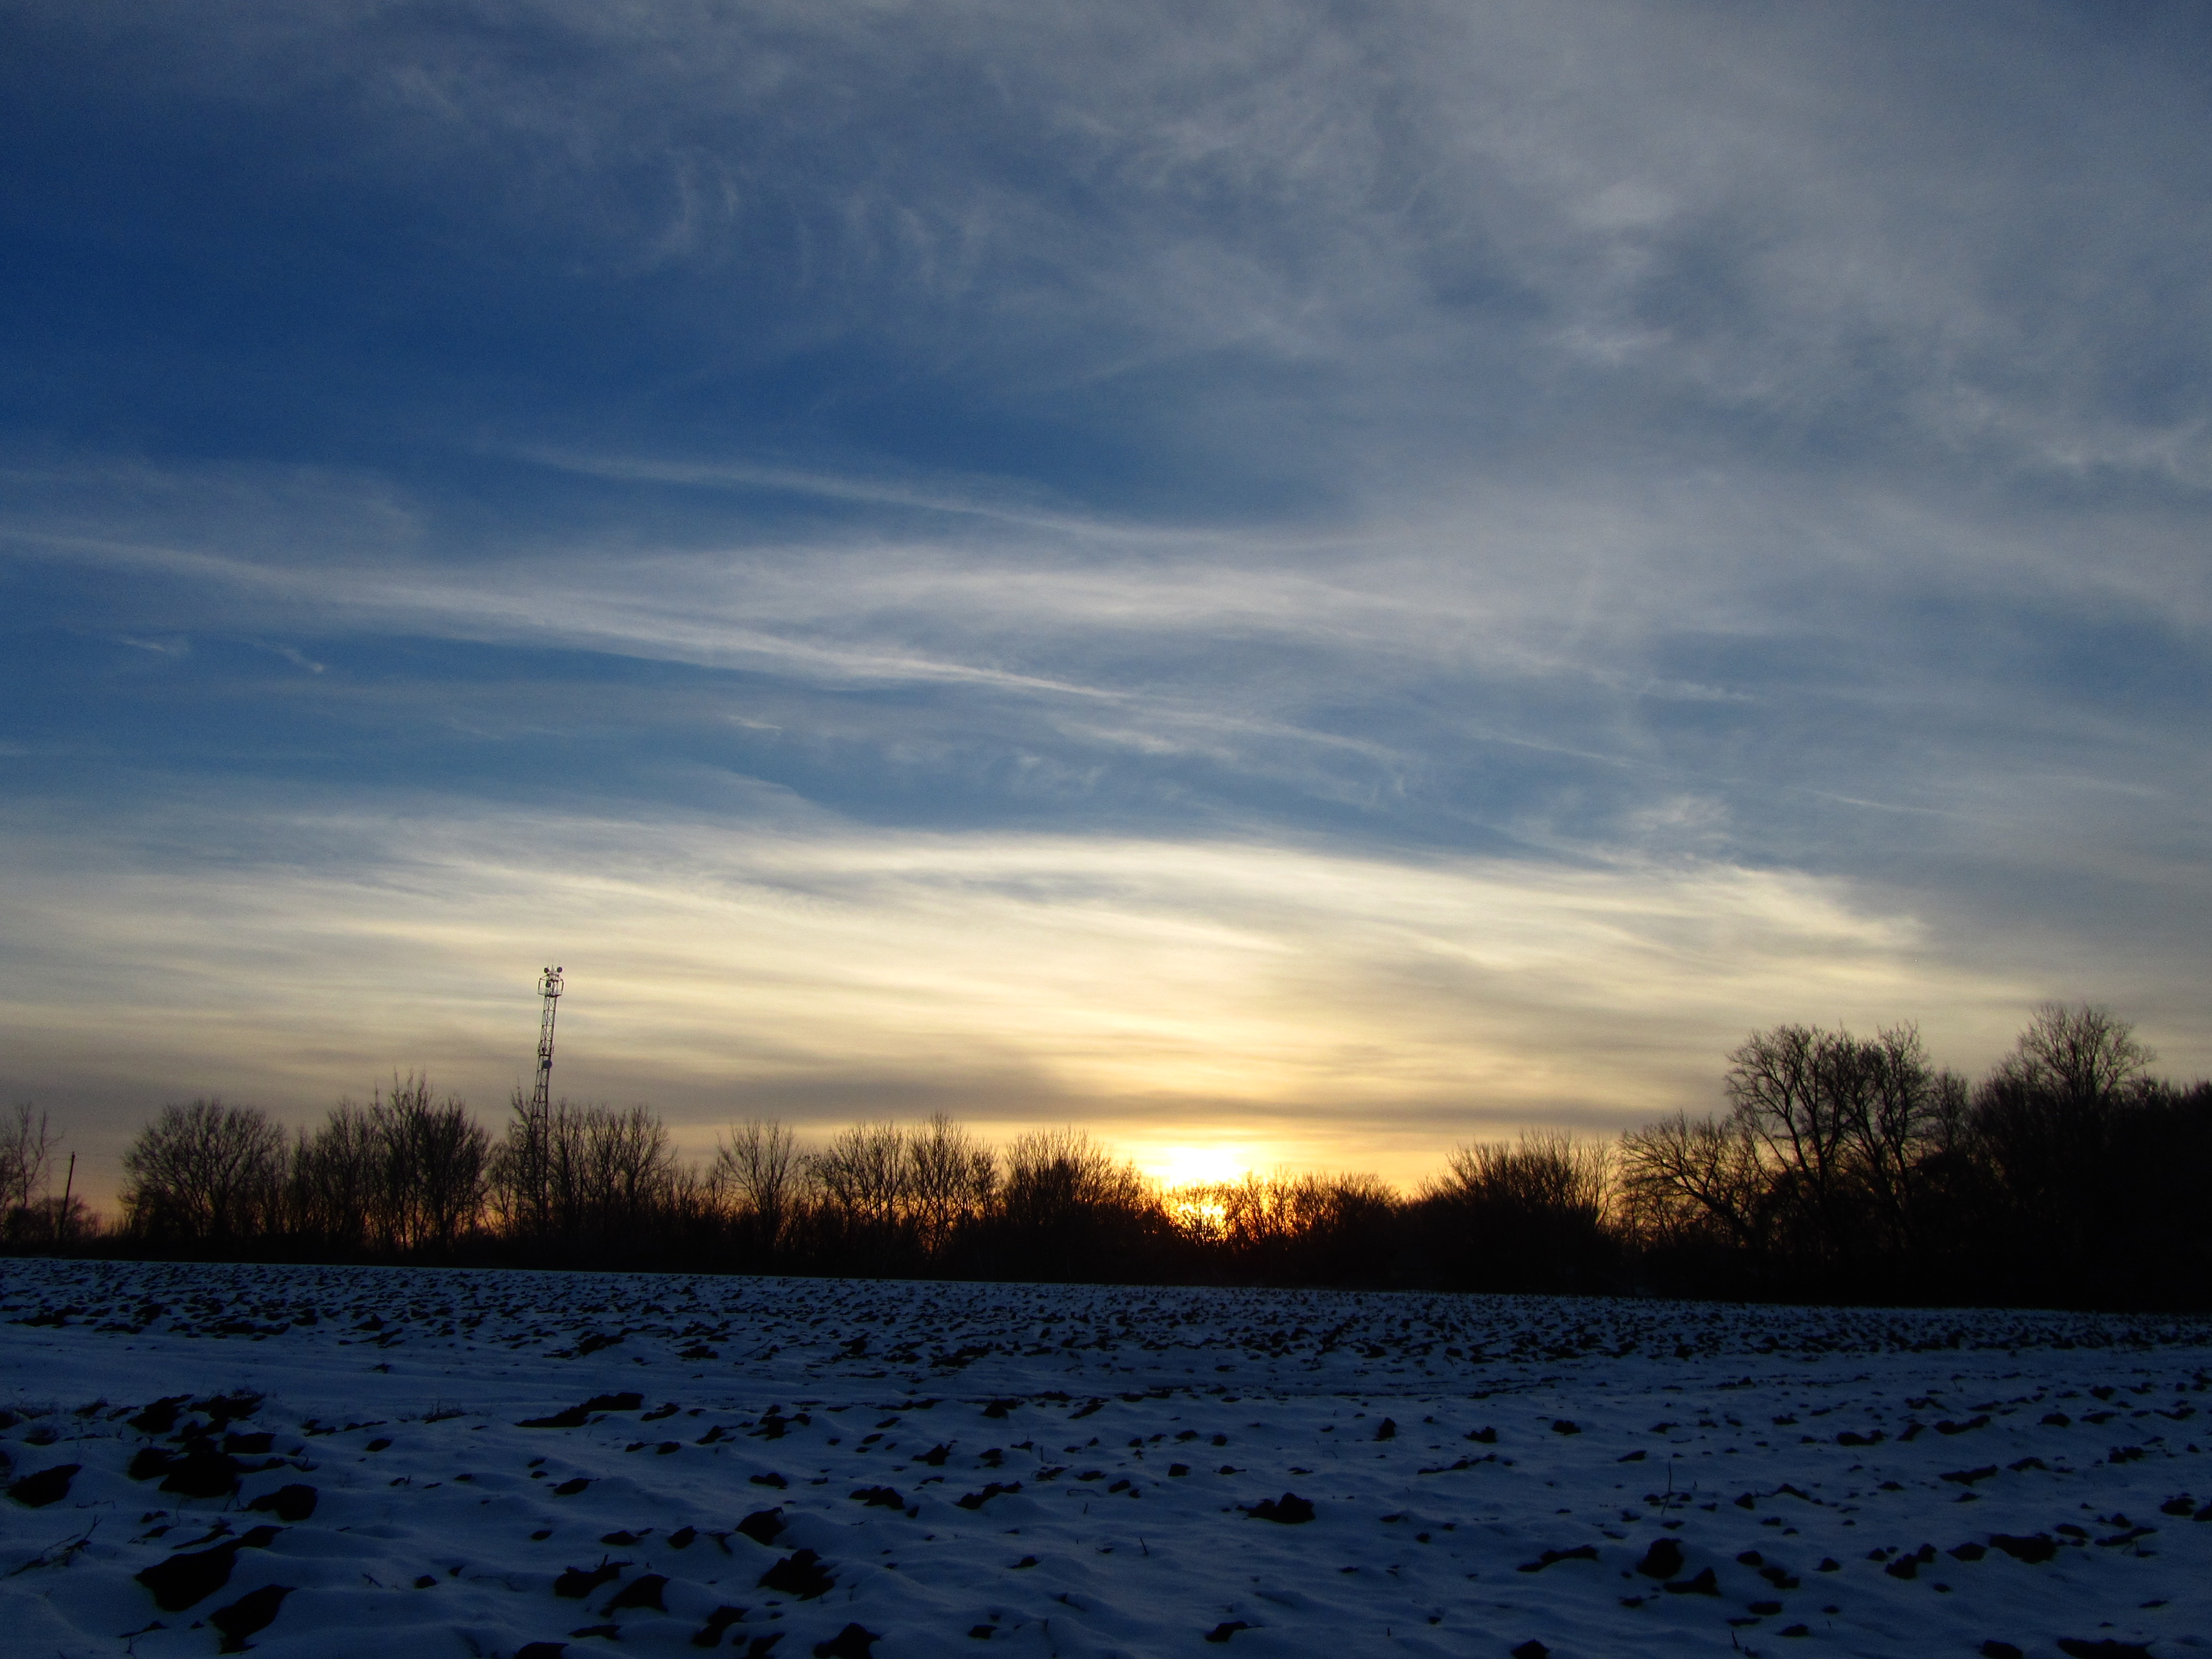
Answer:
xmin=530 ymin=965 xmax=563 ymax=1122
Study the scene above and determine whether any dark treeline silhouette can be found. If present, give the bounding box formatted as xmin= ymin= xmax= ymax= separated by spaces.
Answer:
xmin=1620 ymin=1004 xmax=2212 ymax=1310
xmin=14 ymin=1003 xmax=2210 ymax=1309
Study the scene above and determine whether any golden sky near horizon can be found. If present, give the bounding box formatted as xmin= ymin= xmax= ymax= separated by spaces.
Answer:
xmin=4 ymin=801 xmax=2137 ymax=1212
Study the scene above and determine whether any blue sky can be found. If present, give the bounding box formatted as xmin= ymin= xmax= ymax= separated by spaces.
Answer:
xmin=5 ymin=1 xmax=2210 ymax=1197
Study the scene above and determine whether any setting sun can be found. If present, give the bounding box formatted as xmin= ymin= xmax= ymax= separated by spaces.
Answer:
xmin=1145 ymin=1145 xmax=1253 ymax=1189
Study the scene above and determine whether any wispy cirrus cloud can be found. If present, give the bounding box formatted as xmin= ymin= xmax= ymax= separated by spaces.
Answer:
xmin=0 ymin=786 xmax=2048 ymax=1205
xmin=2 ymin=2 xmax=2209 ymax=1178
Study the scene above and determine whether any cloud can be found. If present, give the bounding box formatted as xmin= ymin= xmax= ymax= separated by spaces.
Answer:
xmin=17 ymin=2 xmax=2212 ymax=496
xmin=0 ymin=785 xmax=2055 ymax=1204
xmin=3 ymin=1 xmax=2209 ymax=1202
xmin=6 ymin=443 xmax=2209 ymax=935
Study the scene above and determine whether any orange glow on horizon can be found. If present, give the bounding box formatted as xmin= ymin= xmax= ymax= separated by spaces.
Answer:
xmin=1141 ymin=1144 xmax=1254 ymax=1189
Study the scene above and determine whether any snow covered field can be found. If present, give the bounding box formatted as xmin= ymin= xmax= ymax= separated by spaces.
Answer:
xmin=2 ymin=1260 xmax=2208 ymax=1659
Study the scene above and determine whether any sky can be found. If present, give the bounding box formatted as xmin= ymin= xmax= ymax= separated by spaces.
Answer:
xmin=4 ymin=1 xmax=2211 ymax=1204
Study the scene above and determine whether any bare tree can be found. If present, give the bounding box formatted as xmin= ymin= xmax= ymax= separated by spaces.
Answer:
xmin=580 ymin=1104 xmax=679 ymax=1238
xmin=1 ymin=1103 xmax=61 ymax=1242
xmin=1172 ymin=1169 xmax=1392 ymax=1244
xmin=1160 ymin=1168 xmax=1400 ymax=1284
xmin=906 ymin=1112 xmax=996 ymax=1253
xmin=1724 ymin=1024 xmax=1856 ymax=1259
xmin=1418 ymin=1129 xmax=1617 ymax=1291
xmin=1970 ymin=1003 xmax=2160 ymax=1271
xmin=283 ymin=1079 xmax=488 ymax=1256
xmin=999 ymin=1129 xmax=1148 ymax=1229
xmin=121 ymin=1099 xmax=288 ymax=1241
xmin=1185 ymin=1171 xmax=1306 ymax=1250
xmin=289 ymin=1101 xmax=379 ymax=1250
xmin=1428 ymin=1130 xmax=1611 ymax=1221
xmin=712 ymin=1118 xmax=800 ymax=1256
xmin=806 ymin=1122 xmax=909 ymax=1232
xmin=488 ymin=1082 xmax=555 ymax=1237
xmin=1619 ymin=1111 xmax=1770 ymax=1253
xmin=1625 ymin=1017 xmax=2006 ymax=1286
xmin=490 ymin=1098 xmax=679 ymax=1246
xmin=1996 ymin=1003 xmax=2154 ymax=1104
xmin=373 ymin=1075 xmax=490 ymax=1254
xmin=1830 ymin=1025 xmax=1960 ymax=1256
xmin=1722 ymin=1022 xmax=1958 ymax=1267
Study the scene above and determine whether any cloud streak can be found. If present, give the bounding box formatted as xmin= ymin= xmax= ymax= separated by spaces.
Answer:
xmin=0 ymin=789 xmax=2051 ymax=1204
xmin=2 ymin=1 xmax=2209 ymax=1183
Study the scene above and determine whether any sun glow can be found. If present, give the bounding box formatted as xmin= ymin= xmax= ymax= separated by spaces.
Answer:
xmin=1145 ymin=1146 xmax=1251 ymax=1240
xmin=1165 ymin=1194 xmax=1229 ymax=1240
xmin=1147 ymin=1145 xmax=1252 ymax=1188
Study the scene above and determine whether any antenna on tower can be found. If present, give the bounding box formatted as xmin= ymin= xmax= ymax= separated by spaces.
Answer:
xmin=522 ymin=965 xmax=563 ymax=1236
xmin=531 ymin=964 xmax=564 ymax=1120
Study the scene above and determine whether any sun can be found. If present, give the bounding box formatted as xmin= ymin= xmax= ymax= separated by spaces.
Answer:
xmin=1149 ymin=1145 xmax=1251 ymax=1189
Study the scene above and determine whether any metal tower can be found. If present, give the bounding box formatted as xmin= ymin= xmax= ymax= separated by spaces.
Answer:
xmin=530 ymin=965 xmax=564 ymax=1120
xmin=516 ymin=965 xmax=564 ymax=1236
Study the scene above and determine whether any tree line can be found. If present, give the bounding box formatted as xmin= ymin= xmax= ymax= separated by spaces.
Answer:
xmin=1620 ymin=1003 xmax=2211 ymax=1308
xmin=9 ymin=1003 xmax=2208 ymax=1309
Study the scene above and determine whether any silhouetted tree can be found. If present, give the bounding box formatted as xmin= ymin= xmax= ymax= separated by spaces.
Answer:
xmin=121 ymin=1099 xmax=287 ymax=1242
xmin=280 ymin=1078 xmax=487 ymax=1257
xmin=1416 ymin=1131 xmax=1615 ymax=1292
xmin=1619 ymin=1110 xmax=1771 ymax=1263
xmin=975 ymin=1129 xmax=1163 ymax=1280
xmin=1830 ymin=1025 xmax=1965 ymax=1261
xmin=1 ymin=1103 xmax=61 ymax=1245
xmin=807 ymin=1122 xmax=910 ymax=1237
xmin=1967 ymin=1003 xmax=2161 ymax=1302
xmin=711 ymin=1118 xmax=800 ymax=1264
xmin=906 ymin=1112 xmax=997 ymax=1257
xmin=287 ymin=1101 xmax=379 ymax=1252
xmin=488 ymin=1098 xmax=680 ymax=1262
xmin=1167 ymin=1170 xmax=1401 ymax=1286
xmin=1619 ymin=1004 xmax=2205 ymax=1307
xmin=1695 ymin=1022 xmax=1965 ymax=1285
xmin=371 ymin=1075 xmax=490 ymax=1255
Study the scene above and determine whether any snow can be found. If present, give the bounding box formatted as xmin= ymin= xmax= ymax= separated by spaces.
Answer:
xmin=3 ymin=1259 xmax=2209 ymax=1658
